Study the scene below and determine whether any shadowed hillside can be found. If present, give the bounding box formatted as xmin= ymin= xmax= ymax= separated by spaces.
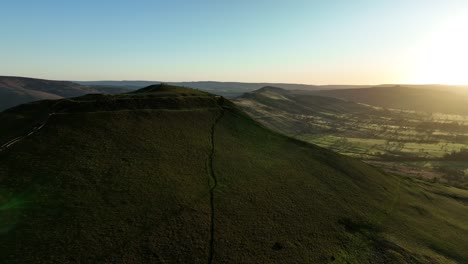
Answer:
xmin=0 ymin=85 xmax=467 ymax=263
xmin=0 ymin=76 xmax=135 ymax=111
xmin=311 ymin=86 xmax=468 ymax=115
xmin=236 ymin=86 xmax=381 ymax=136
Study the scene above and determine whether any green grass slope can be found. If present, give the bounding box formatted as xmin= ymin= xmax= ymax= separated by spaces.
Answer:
xmin=0 ymin=85 xmax=467 ymax=263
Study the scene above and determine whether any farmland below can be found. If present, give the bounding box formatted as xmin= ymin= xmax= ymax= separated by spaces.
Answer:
xmin=236 ymin=87 xmax=468 ymax=187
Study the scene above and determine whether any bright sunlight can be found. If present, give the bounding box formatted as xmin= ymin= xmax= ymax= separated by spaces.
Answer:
xmin=409 ymin=15 xmax=468 ymax=85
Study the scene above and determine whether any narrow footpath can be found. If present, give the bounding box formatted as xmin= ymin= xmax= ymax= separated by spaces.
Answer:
xmin=0 ymin=113 xmax=54 ymax=152
xmin=207 ymin=105 xmax=225 ymax=264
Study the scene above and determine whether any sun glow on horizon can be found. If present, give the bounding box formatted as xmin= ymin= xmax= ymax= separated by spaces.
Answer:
xmin=408 ymin=15 xmax=468 ymax=85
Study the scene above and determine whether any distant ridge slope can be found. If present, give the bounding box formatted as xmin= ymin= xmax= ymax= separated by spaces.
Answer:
xmin=311 ymin=85 xmax=468 ymax=115
xmin=0 ymin=76 xmax=135 ymax=111
xmin=0 ymin=85 xmax=467 ymax=263
xmin=236 ymin=86 xmax=376 ymax=135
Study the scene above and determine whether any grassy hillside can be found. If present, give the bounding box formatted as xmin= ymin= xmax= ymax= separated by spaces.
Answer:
xmin=0 ymin=85 xmax=467 ymax=263
xmin=311 ymin=86 xmax=468 ymax=115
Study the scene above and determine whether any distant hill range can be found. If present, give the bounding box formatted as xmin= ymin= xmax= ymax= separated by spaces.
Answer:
xmin=310 ymin=85 xmax=468 ymax=115
xmin=77 ymin=80 xmax=372 ymax=98
xmin=78 ymin=81 xmax=468 ymax=98
xmin=2 ymin=76 xmax=468 ymax=115
xmin=0 ymin=76 xmax=134 ymax=111
xmin=1 ymin=76 xmax=371 ymax=111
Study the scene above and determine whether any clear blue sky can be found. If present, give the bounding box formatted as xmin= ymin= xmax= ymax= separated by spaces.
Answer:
xmin=1 ymin=0 xmax=467 ymax=84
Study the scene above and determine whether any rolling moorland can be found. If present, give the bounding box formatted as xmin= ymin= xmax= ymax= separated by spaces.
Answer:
xmin=78 ymin=81 xmax=373 ymax=98
xmin=4 ymin=76 xmax=467 ymax=112
xmin=0 ymin=76 xmax=368 ymax=111
xmin=0 ymin=77 xmax=134 ymax=111
xmin=1 ymin=84 xmax=468 ymax=263
xmin=236 ymin=87 xmax=468 ymax=188
xmin=78 ymin=82 xmax=468 ymax=104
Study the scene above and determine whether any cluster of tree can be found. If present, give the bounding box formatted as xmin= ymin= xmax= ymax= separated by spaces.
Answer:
xmin=443 ymin=148 xmax=468 ymax=161
xmin=416 ymin=121 xmax=468 ymax=133
xmin=434 ymin=166 xmax=467 ymax=188
xmin=372 ymin=153 xmax=429 ymax=162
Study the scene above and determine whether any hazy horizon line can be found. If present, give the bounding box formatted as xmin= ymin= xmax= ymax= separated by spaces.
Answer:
xmin=3 ymin=75 xmax=468 ymax=87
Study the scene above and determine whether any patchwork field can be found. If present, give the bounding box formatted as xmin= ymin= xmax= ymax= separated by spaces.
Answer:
xmin=236 ymin=87 xmax=468 ymax=186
